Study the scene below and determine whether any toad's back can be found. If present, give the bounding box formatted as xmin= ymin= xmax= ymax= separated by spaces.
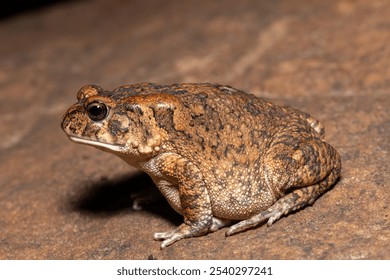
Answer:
xmin=144 ymin=83 xmax=325 ymax=219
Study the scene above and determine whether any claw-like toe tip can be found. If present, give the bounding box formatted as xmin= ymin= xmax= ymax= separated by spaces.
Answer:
xmin=153 ymin=233 xmax=164 ymax=240
xmin=225 ymin=228 xmax=236 ymax=237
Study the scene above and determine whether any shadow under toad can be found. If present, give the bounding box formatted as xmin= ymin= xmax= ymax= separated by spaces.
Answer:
xmin=68 ymin=172 xmax=181 ymax=225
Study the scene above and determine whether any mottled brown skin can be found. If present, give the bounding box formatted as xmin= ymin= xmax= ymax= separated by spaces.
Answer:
xmin=61 ymin=83 xmax=341 ymax=248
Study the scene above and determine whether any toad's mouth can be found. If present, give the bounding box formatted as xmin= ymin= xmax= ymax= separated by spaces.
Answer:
xmin=69 ymin=136 xmax=125 ymax=152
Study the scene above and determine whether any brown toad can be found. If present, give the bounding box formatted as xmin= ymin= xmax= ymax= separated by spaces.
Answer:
xmin=61 ymin=83 xmax=341 ymax=248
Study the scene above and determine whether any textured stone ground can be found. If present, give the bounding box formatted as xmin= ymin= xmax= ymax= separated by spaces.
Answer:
xmin=0 ymin=0 xmax=389 ymax=259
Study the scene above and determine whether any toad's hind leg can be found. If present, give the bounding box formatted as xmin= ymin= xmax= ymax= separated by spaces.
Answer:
xmin=226 ymin=174 xmax=337 ymax=236
xmin=226 ymin=140 xmax=341 ymax=236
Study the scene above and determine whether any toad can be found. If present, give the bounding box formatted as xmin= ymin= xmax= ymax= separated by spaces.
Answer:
xmin=61 ymin=83 xmax=341 ymax=248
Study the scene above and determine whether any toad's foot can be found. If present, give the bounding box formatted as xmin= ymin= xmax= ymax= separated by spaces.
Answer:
xmin=154 ymin=223 xmax=209 ymax=249
xmin=155 ymin=217 xmax=231 ymax=248
xmin=210 ymin=217 xmax=232 ymax=232
xmin=225 ymin=208 xmax=280 ymax=236
xmin=154 ymin=231 xmax=184 ymax=249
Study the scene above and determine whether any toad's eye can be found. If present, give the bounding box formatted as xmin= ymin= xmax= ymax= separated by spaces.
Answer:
xmin=86 ymin=102 xmax=108 ymax=121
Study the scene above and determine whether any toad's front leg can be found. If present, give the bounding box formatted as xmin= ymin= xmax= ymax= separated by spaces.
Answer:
xmin=151 ymin=153 xmax=213 ymax=249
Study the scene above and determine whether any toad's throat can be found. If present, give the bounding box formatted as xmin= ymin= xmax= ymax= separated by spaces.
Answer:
xmin=69 ymin=136 xmax=125 ymax=152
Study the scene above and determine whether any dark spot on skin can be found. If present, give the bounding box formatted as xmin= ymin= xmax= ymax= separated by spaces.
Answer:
xmin=109 ymin=120 xmax=128 ymax=136
xmin=224 ymin=145 xmax=232 ymax=157
xmin=197 ymin=93 xmax=209 ymax=99
xmin=151 ymin=105 xmax=175 ymax=130
xmin=123 ymin=104 xmax=143 ymax=116
xmin=237 ymin=144 xmax=246 ymax=154
xmin=244 ymin=102 xmax=261 ymax=115
xmin=134 ymin=106 xmax=144 ymax=116
xmin=144 ymin=126 xmax=151 ymax=137
xmin=171 ymin=89 xmax=188 ymax=95
xmin=83 ymin=123 xmax=101 ymax=138
xmin=197 ymin=134 xmax=206 ymax=150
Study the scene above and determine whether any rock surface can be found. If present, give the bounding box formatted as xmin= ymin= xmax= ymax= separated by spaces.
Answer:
xmin=0 ymin=0 xmax=388 ymax=259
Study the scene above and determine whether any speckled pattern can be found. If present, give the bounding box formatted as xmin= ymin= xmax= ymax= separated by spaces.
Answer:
xmin=0 ymin=0 xmax=389 ymax=259
xmin=61 ymin=83 xmax=341 ymax=248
